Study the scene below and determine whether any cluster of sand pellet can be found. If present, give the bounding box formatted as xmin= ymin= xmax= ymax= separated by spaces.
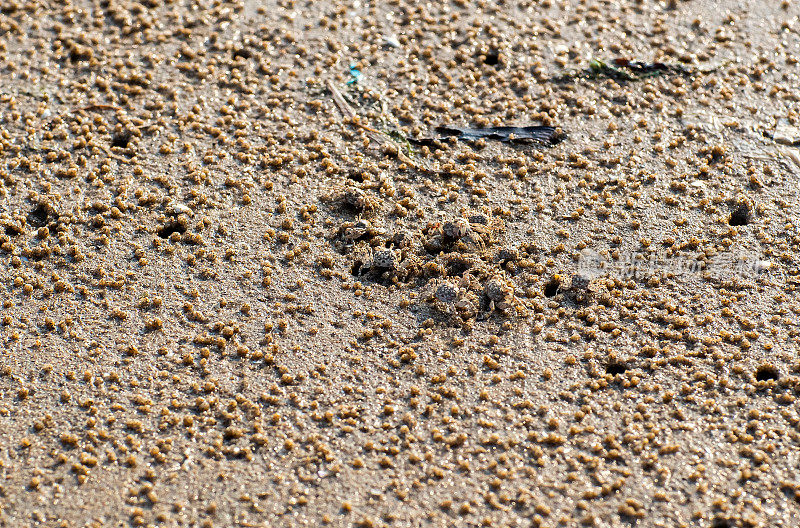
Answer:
xmin=1 ymin=0 xmax=800 ymax=527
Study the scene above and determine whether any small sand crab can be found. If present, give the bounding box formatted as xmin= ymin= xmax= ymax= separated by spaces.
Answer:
xmin=483 ymin=276 xmax=517 ymax=314
xmin=467 ymin=212 xmax=490 ymax=225
xmin=351 ymin=244 xmax=403 ymax=280
xmin=454 ymin=209 xmax=504 ymax=251
xmin=371 ymin=248 xmax=398 ymax=271
xmin=389 ymin=229 xmax=414 ymax=249
xmin=341 ymin=219 xmax=372 ymax=240
xmin=435 ymin=281 xmax=460 ymax=304
xmin=442 ymin=218 xmax=470 ymax=242
xmin=423 ymin=210 xmax=504 ymax=254
xmin=440 ymin=252 xmax=482 ymax=279
xmin=339 ymin=187 xmax=379 ymax=215
xmin=332 ymin=219 xmax=386 ymax=252
xmin=429 ymin=276 xmax=480 ymax=318
xmin=564 ymin=273 xmax=593 ymax=303
xmin=495 ymin=246 xmax=519 ymax=265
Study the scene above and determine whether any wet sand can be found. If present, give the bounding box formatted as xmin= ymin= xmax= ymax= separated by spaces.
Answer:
xmin=1 ymin=1 xmax=800 ymax=526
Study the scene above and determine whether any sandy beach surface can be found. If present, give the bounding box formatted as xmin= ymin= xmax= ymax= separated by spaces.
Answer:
xmin=1 ymin=0 xmax=800 ymax=526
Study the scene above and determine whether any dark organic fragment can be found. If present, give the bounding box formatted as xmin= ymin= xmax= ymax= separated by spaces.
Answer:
xmin=410 ymin=125 xmax=563 ymax=146
xmin=554 ymin=57 xmax=696 ymax=83
xmin=590 ymin=58 xmax=692 ymax=80
xmin=611 ymin=58 xmax=676 ymax=75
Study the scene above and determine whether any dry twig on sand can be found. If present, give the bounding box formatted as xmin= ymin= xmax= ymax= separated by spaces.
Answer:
xmin=326 ymin=81 xmax=425 ymax=171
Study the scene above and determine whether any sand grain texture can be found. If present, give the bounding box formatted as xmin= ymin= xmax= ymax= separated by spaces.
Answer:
xmin=1 ymin=0 xmax=800 ymax=527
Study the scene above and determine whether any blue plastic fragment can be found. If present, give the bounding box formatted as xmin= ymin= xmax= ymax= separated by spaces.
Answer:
xmin=347 ymin=64 xmax=362 ymax=85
